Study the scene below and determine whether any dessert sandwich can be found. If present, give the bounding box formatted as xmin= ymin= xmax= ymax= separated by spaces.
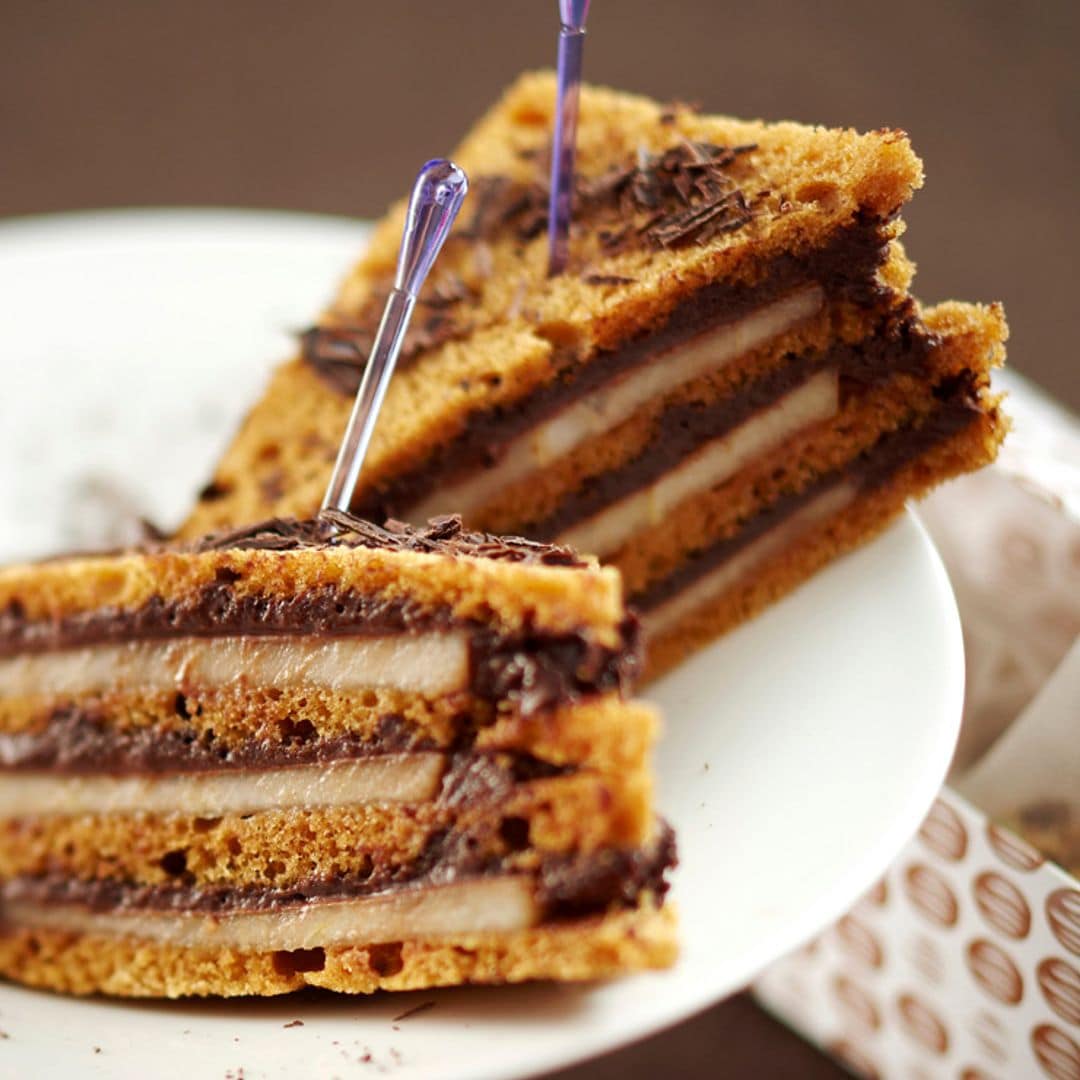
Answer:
xmin=0 ymin=512 xmax=675 ymax=997
xmin=183 ymin=73 xmax=1008 ymax=676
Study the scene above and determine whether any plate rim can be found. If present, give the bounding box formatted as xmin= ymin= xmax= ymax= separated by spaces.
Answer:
xmin=0 ymin=209 xmax=966 ymax=1080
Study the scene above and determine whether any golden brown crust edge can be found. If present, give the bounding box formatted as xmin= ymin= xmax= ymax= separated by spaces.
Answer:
xmin=0 ymin=542 xmax=626 ymax=644
xmin=0 ymin=902 xmax=677 ymax=998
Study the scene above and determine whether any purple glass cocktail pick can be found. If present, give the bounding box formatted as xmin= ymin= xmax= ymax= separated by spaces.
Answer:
xmin=547 ymin=0 xmax=591 ymax=276
xmin=322 ymin=159 xmax=468 ymax=513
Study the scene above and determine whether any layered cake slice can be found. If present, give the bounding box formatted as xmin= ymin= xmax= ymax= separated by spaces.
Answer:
xmin=0 ymin=512 xmax=675 ymax=997
xmin=182 ymin=72 xmax=1008 ymax=676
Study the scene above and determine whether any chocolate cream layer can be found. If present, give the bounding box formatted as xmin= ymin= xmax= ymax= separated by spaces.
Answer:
xmin=0 ymin=826 xmax=676 ymax=949
xmin=0 ymin=699 xmax=570 ymax=777
xmin=518 ymin=313 xmax=936 ymax=553
xmin=2 ymin=708 xmax=439 ymax=772
xmin=0 ymin=518 xmax=639 ymax=718
xmin=639 ymin=373 xmax=986 ymax=633
xmin=310 ymin=216 xmax=895 ymax=523
xmin=0 ymin=705 xmax=573 ymax=814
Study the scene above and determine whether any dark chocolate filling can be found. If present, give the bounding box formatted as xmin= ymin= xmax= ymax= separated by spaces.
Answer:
xmin=0 ymin=707 xmax=572 ymax=787
xmin=0 ymin=822 xmax=676 ymax=923
xmin=520 ymin=312 xmax=935 ymax=541
xmin=635 ymin=374 xmax=986 ymax=613
xmin=0 ymin=515 xmax=640 ymax=717
xmin=305 ymin=217 xmax=893 ymax=522
xmin=0 ymin=706 xmax=419 ymax=773
xmin=539 ymin=822 xmax=678 ymax=919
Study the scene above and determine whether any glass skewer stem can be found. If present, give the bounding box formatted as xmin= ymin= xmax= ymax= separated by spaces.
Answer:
xmin=322 ymin=159 xmax=468 ymax=513
xmin=547 ymin=0 xmax=590 ymax=276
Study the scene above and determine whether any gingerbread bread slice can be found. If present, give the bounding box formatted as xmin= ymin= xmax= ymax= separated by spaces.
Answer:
xmin=0 ymin=513 xmax=675 ymax=997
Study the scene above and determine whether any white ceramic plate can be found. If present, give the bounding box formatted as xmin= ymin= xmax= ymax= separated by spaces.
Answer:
xmin=0 ymin=211 xmax=965 ymax=1079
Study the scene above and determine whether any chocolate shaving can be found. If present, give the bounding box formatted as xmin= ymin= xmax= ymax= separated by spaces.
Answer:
xmin=649 ymin=188 xmax=753 ymax=249
xmin=301 ymin=273 xmax=474 ymax=396
xmin=189 ymin=510 xmax=588 ymax=568
xmin=598 ymin=226 xmax=630 ymax=252
xmin=423 ymin=273 xmax=472 ymax=308
xmin=391 ymin=1002 xmax=436 ymax=1023
xmin=301 ymin=141 xmax=759 ymax=394
xmin=583 ymin=274 xmax=637 ymax=286
xmin=444 ymin=139 xmax=757 ymax=255
xmin=457 ymin=176 xmax=548 ymax=243
xmin=624 ymin=142 xmax=757 ymax=249
xmin=658 ymin=99 xmax=703 ymax=125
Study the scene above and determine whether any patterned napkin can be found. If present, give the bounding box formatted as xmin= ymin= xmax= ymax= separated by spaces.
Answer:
xmin=754 ymin=372 xmax=1080 ymax=1080
xmin=917 ymin=370 xmax=1080 ymax=872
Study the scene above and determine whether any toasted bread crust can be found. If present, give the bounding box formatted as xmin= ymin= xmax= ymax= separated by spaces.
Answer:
xmin=0 ymin=901 xmax=677 ymax=998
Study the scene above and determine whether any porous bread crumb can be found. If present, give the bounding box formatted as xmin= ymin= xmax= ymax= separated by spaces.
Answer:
xmin=0 ymin=689 xmax=658 ymax=777
xmin=0 ymin=538 xmax=626 ymax=643
xmin=0 ymin=768 xmax=655 ymax=889
xmin=0 ymin=901 xmax=676 ymax=998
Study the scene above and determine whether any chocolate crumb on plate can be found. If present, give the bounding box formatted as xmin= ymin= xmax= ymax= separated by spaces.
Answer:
xmin=391 ymin=1001 xmax=436 ymax=1023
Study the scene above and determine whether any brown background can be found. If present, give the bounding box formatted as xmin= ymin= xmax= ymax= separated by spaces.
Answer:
xmin=2 ymin=0 xmax=1078 ymax=410
xmin=1 ymin=2 xmax=1074 ymax=1076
